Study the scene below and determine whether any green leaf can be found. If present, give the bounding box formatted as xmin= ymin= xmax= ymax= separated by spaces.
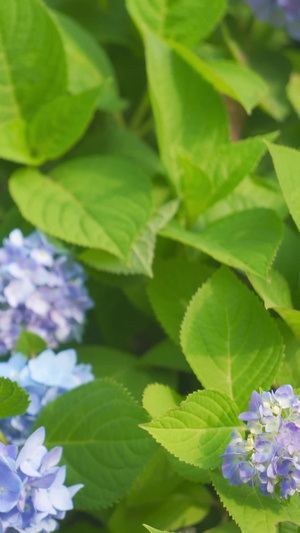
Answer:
xmin=248 ymin=269 xmax=292 ymax=310
xmin=141 ymin=390 xmax=243 ymax=469
xmin=144 ymin=525 xmax=174 ymax=533
xmin=174 ymin=44 xmax=267 ymax=114
xmin=181 ymin=267 xmax=284 ymax=411
xmin=143 ymin=384 xmax=182 ymax=419
xmin=277 ymin=523 xmax=300 ymax=533
xmin=0 ymin=377 xmax=29 ymax=418
xmin=181 ymin=134 xmax=273 ymax=222
xmin=52 ymin=11 xmax=122 ymax=111
xmin=160 ymin=209 xmax=283 ymax=279
xmin=140 ymin=339 xmax=190 ymax=373
xmin=145 ymin=33 xmax=229 ymax=190
xmin=148 ymin=257 xmax=214 ymax=344
xmin=248 ymin=49 xmax=291 ymax=122
xmin=275 ymin=325 xmax=300 ymax=388
xmin=127 ymin=0 xmax=226 ymax=47
xmin=198 ymin=175 xmax=287 ymax=225
xmin=287 ymin=73 xmax=300 ymax=118
xmin=36 ymin=379 xmax=156 ymax=509
xmin=181 ymin=156 xmax=213 ymax=223
xmin=28 ymin=88 xmax=100 ymax=163
xmin=248 ymin=269 xmax=300 ymax=339
xmin=109 ymin=446 xmax=211 ymax=533
xmin=15 ymin=329 xmax=47 ymax=357
xmin=140 ymin=364 xmax=210 ymax=484
xmin=76 ymin=345 xmax=177 ymax=403
xmin=72 ymin=119 xmax=163 ymax=176
xmin=212 ymin=470 xmax=300 ymax=533
xmin=201 ymin=134 xmax=276 ymax=205
xmin=268 ymin=142 xmax=300 ymax=232
xmin=79 ymin=200 xmax=178 ymax=277
xmin=110 ymin=480 xmax=211 ymax=533
xmin=9 ymin=156 xmax=153 ymax=260
xmin=0 ymin=0 xmax=67 ymax=164
xmin=205 ymin=59 xmax=267 ymax=114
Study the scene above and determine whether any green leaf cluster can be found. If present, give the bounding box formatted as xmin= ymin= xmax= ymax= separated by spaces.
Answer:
xmin=1 ymin=0 xmax=300 ymax=532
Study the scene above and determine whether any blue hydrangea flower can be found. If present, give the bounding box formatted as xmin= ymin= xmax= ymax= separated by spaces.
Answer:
xmin=222 ymin=385 xmax=300 ymax=499
xmin=0 ymin=229 xmax=94 ymax=355
xmin=0 ymin=348 xmax=94 ymax=445
xmin=244 ymin=0 xmax=300 ymax=40
xmin=0 ymin=426 xmax=82 ymax=532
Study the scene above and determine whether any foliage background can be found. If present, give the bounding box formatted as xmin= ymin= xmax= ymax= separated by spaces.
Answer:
xmin=1 ymin=0 xmax=300 ymax=531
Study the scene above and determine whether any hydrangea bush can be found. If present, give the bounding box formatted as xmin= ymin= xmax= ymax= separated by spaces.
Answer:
xmin=0 ymin=0 xmax=300 ymax=532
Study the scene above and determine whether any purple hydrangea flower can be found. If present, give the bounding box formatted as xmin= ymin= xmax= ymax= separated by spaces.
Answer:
xmin=0 ymin=349 xmax=94 ymax=445
xmin=0 ymin=229 xmax=94 ymax=356
xmin=0 ymin=426 xmax=82 ymax=532
xmin=244 ymin=0 xmax=300 ymax=40
xmin=222 ymin=385 xmax=300 ymax=499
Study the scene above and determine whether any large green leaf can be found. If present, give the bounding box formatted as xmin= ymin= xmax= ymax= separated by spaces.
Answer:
xmin=9 ymin=156 xmax=153 ymax=260
xmin=201 ymin=134 xmax=275 ymax=204
xmin=160 ymin=209 xmax=283 ymax=279
xmin=0 ymin=0 xmax=67 ymax=163
xmin=28 ymin=88 xmax=100 ymax=163
xmin=181 ymin=156 xmax=213 ymax=223
xmin=198 ymin=175 xmax=287 ymax=225
xmin=181 ymin=267 xmax=283 ymax=411
xmin=212 ymin=470 xmax=300 ymax=533
xmin=141 ymin=390 xmax=243 ymax=469
xmin=0 ymin=378 xmax=29 ymax=419
xmin=141 ymin=374 xmax=210 ymax=484
xmin=72 ymin=119 xmax=163 ymax=176
xmin=52 ymin=11 xmax=123 ymax=111
xmin=181 ymin=134 xmax=273 ymax=222
xmin=35 ymin=379 xmax=156 ymax=509
xmin=143 ymin=384 xmax=182 ymax=419
xmin=79 ymin=200 xmax=178 ymax=277
xmin=127 ymin=0 xmax=226 ymax=46
xmin=174 ymin=44 xmax=267 ymax=114
xmin=249 ymin=269 xmax=300 ymax=339
xmin=268 ymin=143 xmax=300 ymax=232
xmin=148 ymin=257 xmax=214 ymax=344
xmin=145 ymin=33 xmax=229 ymax=190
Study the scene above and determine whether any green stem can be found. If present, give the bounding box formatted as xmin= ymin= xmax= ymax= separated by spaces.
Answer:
xmin=129 ymin=90 xmax=150 ymax=131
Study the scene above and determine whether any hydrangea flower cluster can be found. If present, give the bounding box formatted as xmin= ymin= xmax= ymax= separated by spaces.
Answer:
xmin=0 ymin=229 xmax=94 ymax=356
xmin=244 ymin=0 xmax=300 ymax=40
xmin=222 ymin=385 xmax=300 ymax=499
xmin=0 ymin=348 xmax=94 ymax=445
xmin=0 ymin=426 xmax=82 ymax=532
